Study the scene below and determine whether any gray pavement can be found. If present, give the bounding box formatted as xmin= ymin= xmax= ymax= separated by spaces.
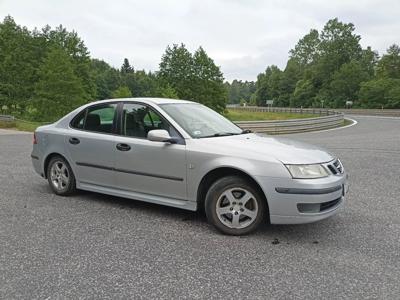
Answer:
xmin=1 ymin=115 xmax=399 ymax=299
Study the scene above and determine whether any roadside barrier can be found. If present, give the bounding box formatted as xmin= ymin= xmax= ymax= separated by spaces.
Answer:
xmin=229 ymin=107 xmax=344 ymax=134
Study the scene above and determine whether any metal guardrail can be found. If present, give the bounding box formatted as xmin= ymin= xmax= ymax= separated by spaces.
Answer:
xmin=0 ymin=115 xmax=15 ymax=122
xmin=229 ymin=107 xmax=344 ymax=134
xmin=234 ymin=114 xmax=344 ymax=134
xmin=228 ymin=106 xmax=339 ymax=116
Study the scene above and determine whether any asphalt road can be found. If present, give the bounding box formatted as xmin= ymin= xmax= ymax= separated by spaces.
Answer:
xmin=1 ymin=116 xmax=399 ymax=299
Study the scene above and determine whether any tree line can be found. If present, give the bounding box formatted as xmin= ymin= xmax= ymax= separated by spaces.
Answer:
xmin=227 ymin=18 xmax=400 ymax=109
xmin=0 ymin=16 xmax=226 ymax=121
xmin=1 ymin=16 xmax=399 ymax=123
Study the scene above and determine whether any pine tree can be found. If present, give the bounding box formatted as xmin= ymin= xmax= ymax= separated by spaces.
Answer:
xmin=121 ymin=58 xmax=134 ymax=74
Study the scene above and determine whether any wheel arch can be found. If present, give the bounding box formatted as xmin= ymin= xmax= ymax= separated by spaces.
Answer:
xmin=196 ymin=167 xmax=270 ymax=218
xmin=43 ymin=152 xmax=72 ymax=179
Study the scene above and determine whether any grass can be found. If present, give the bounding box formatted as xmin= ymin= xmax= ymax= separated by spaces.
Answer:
xmin=343 ymin=118 xmax=354 ymax=126
xmin=224 ymin=109 xmax=315 ymax=121
xmin=0 ymin=119 xmax=48 ymax=132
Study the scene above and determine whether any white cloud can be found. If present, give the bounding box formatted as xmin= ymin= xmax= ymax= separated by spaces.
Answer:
xmin=0 ymin=0 xmax=399 ymax=81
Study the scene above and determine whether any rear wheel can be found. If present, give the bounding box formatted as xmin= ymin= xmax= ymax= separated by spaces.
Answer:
xmin=205 ymin=176 xmax=266 ymax=235
xmin=47 ymin=156 xmax=76 ymax=196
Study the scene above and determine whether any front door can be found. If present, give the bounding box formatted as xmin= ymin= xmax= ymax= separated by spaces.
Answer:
xmin=114 ymin=102 xmax=187 ymax=200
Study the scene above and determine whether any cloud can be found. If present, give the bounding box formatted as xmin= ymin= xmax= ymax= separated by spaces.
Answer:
xmin=0 ymin=0 xmax=399 ymax=81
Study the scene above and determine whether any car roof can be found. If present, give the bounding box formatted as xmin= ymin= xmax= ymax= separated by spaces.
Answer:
xmin=88 ymin=97 xmax=196 ymax=106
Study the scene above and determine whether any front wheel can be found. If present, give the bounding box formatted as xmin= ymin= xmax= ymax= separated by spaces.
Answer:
xmin=205 ymin=176 xmax=267 ymax=235
xmin=47 ymin=156 xmax=76 ymax=196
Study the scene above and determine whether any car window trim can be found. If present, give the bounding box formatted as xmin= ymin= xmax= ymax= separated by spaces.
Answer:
xmin=118 ymin=101 xmax=185 ymax=144
xmin=69 ymin=101 xmax=121 ymax=136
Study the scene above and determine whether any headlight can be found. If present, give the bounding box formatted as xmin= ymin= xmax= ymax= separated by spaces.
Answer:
xmin=285 ymin=164 xmax=329 ymax=179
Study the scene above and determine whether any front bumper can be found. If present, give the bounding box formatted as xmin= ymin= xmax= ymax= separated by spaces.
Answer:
xmin=255 ymin=173 xmax=348 ymax=224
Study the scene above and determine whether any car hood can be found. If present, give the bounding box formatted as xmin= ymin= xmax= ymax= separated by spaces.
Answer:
xmin=198 ymin=133 xmax=335 ymax=164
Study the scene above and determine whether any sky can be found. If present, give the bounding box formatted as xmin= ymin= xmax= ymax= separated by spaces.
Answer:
xmin=1 ymin=0 xmax=399 ymax=81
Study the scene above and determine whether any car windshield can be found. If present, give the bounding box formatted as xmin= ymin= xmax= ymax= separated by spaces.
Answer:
xmin=160 ymin=103 xmax=243 ymax=138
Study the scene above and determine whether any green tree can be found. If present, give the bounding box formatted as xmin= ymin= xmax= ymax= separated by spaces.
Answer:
xmin=255 ymin=72 xmax=268 ymax=106
xmin=158 ymin=44 xmax=227 ymax=112
xmin=329 ymin=61 xmax=369 ymax=107
xmin=314 ymin=19 xmax=363 ymax=105
xmin=191 ymin=47 xmax=227 ymax=112
xmin=121 ymin=58 xmax=134 ymax=74
xmin=111 ymin=86 xmax=132 ymax=98
xmin=90 ymin=59 xmax=121 ymax=99
xmin=360 ymin=46 xmax=379 ymax=78
xmin=387 ymin=85 xmax=400 ymax=108
xmin=277 ymin=59 xmax=302 ymax=106
xmin=257 ymin=18 xmax=375 ymax=108
xmin=33 ymin=47 xmax=87 ymax=121
xmin=255 ymin=66 xmax=282 ymax=106
xmin=158 ymin=44 xmax=194 ymax=100
xmin=290 ymin=79 xmax=316 ymax=107
xmin=159 ymin=83 xmax=178 ymax=98
xmin=133 ymin=70 xmax=159 ymax=97
xmin=359 ymin=78 xmax=400 ymax=108
xmin=377 ymin=44 xmax=400 ymax=79
xmin=289 ymin=29 xmax=320 ymax=67
xmin=0 ymin=16 xmax=37 ymax=113
xmin=225 ymin=80 xmax=256 ymax=104
xmin=41 ymin=25 xmax=96 ymax=100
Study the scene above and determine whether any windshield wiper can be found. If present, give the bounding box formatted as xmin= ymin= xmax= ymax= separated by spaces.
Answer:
xmin=241 ymin=129 xmax=252 ymax=134
xmin=199 ymin=132 xmax=240 ymax=138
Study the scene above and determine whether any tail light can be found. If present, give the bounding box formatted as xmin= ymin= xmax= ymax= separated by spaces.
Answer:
xmin=33 ymin=132 xmax=37 ymax=144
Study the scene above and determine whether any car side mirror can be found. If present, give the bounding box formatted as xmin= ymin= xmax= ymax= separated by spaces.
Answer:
xmin=147 ymin=129 xmax=178 ymax=144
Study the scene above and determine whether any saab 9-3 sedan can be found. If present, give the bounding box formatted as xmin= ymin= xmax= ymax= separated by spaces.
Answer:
xmin=31 ymin=98 xmax=347 ymax=235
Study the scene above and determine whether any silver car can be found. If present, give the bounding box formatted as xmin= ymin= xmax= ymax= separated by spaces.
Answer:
xmin=31 ymin=98 xmax=348 ymax=235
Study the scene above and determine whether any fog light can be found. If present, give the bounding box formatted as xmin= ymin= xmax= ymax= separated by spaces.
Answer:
xmin=297 ymin=203 xmax=320 ymax=213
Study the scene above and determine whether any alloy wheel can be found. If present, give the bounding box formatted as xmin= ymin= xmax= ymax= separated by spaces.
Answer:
xmin=216 ymin=187 xmax=259 ymax=229
xmin=50 ymin=161 xmax=70 ymax=191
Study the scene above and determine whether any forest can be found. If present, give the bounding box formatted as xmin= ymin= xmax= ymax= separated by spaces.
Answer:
xmin=228 ymin=18 xmax=400 ymax=109
xmin=0 ymin=16 xmax=399 ymax=122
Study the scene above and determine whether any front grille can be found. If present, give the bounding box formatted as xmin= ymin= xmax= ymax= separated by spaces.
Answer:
xmin=320 ymin=197 xmax=342 ymax=211
xmin=326 ymin=159 xmax=344 ymax=175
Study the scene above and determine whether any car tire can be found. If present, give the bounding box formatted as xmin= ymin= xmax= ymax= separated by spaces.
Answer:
xmin=47 ymin=156 xmax=76 ymax=196
xmin=205 ymin=176 xmax=267 ymax=235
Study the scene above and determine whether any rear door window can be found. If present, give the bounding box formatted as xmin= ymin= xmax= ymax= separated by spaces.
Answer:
xmin=71 ymin=103 xmax=118 ymax=134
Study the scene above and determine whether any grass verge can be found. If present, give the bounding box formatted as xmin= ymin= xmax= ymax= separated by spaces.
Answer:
xmin=0 ymin=119 xmax=48 ymax=132
xmin=343 ymin=118 xmax=353 ymax=126
xmin=225 ymin=109 xmax=315 ymax=121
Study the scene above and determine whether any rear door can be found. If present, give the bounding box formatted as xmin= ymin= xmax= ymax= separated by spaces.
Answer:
xmin=66 ymin=102 xmax=118 ymax=187
xmin=113 ymin=102 xmax=187 ymax=200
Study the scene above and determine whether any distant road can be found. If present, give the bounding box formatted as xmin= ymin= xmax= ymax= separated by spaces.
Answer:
xmin=338 ymin=108 xmax=400 ymax=117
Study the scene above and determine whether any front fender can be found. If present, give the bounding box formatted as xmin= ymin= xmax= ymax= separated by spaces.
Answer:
xmin=186 ymin=151 xmax=289 ymax=203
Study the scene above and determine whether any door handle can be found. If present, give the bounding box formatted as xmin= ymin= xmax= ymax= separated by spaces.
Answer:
xmin=116 ymin=143 xmax=131 ymax=151
xmin=69 ymin=137 xmax=80 ymax=145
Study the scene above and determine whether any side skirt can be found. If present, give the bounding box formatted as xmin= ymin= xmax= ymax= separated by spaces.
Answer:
xmin=77 ymin=181 xmax=197 ymax=211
